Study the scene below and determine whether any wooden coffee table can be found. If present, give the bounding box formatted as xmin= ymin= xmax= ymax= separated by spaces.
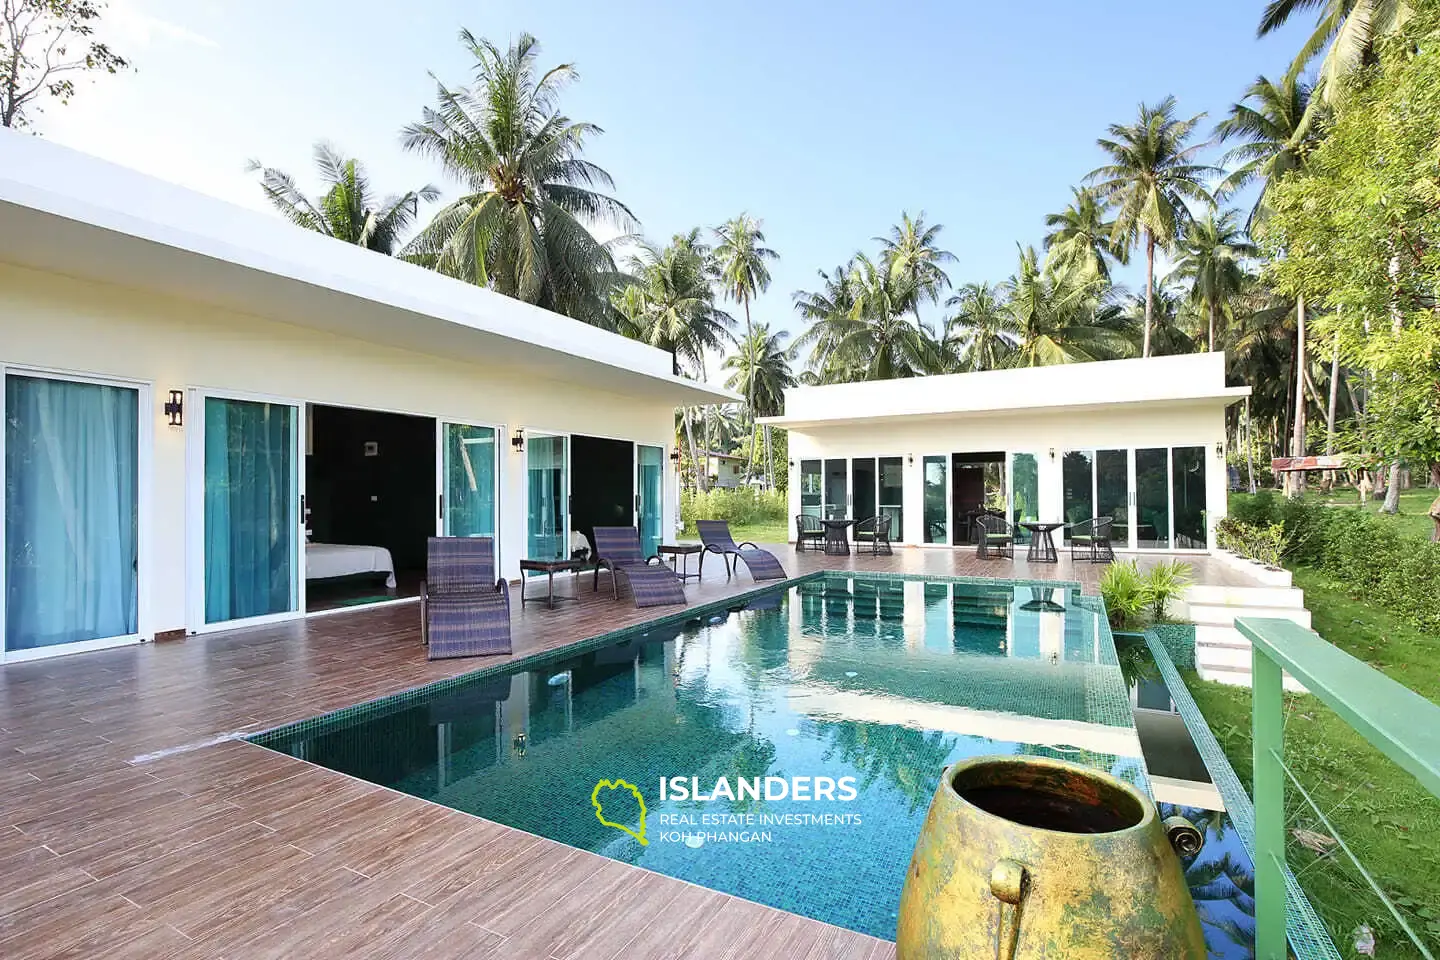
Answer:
xmin=658 ymin=544 xmax=703 ymax=582
xmin=518 ymin=558 xmax=584 ymax=608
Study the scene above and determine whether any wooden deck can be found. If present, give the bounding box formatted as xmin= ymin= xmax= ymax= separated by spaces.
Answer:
xmin=0 ymin=545 xmax=1249 ymax=959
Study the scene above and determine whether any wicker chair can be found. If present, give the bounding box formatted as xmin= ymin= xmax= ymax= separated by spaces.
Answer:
xmin=591 ymin=526 xmax=687 ymax=608
xmin=975 ymin=514 xmax=1015 ymax=560
xmin=795 ymin=514 xmax=825 ymax=552
xmin=1068 ymin=516 xmax=1115 ymax=562
xmin=854 ymin=515 xmax=893 ymax=556
xmin=697 ymin=520 xmax=788 ymax=581
xmin=421 ymin=537 xmax=511 ymax=659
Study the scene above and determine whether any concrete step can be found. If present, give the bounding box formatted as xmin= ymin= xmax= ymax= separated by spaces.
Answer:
xmin=1185 ymin=584 xmax=1306 ymax=608
xmin=1196 ymin=660 xmax=1307 ymax=691
xmin=1196 ymin=641 xmax=1253 ymax=669
xmin=1189 ymin=603 xmax=1312 ymax=630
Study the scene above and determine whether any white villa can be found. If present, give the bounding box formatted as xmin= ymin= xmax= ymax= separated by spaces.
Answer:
xmin=0 ymin=131 xmax=732 ymax=663
xmin=766 ymin=354 xmax=1249 ymax=552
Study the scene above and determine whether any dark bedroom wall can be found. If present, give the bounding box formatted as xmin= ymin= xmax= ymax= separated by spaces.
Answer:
xmin=569 ymin=434 xmax=634 ymax=554
xmin=307 ymin=405 xmax=436 ymax=571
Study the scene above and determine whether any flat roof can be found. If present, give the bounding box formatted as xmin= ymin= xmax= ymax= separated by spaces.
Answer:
xmin=0 ymin=130 xmax=736 ymax=407
xmin=759 ymin=353 xmax=1249 ymax=430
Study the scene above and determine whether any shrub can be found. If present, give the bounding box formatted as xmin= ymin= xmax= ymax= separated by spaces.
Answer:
xmin=1215 ymin=517 xmax=1288 ymax=568
xmin=1144 ymin=560 xmax=1193 ymax=623
xmin=1099 ymin=561 xmax=1147 ymax=630
xmin=680 ymin=487 xmax=787 ymax=530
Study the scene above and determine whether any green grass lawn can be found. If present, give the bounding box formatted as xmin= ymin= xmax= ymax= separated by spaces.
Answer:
xmin=677 ymin=520 xmax=790 ymax=544
xmin=1186 ymin=567 xmax=1440 ymax=957
xmin=1303 ymin=485 xmax=1439 ymax=541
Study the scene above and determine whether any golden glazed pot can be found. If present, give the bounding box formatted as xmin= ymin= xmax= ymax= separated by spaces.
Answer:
xmin=896 ymin=755 xmax=1206 ymax=959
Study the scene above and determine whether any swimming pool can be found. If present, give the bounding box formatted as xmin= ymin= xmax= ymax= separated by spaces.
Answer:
xmin=255 ymin=574 xmax=1216 ymax=943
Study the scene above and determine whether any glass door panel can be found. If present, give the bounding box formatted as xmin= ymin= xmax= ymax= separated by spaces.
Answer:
xmin=851 ymin=458 xmax=877 ymax=521
xmin=879 ymin=456 xmax=904 ymax=535
xmin=526 ymin=435 xmax=568 ymax=561
xmin=441 ymin=423 xmax=496 ymax=539
xmin=1095 ymin=449 xmax=1131 ymax=549
xmin=204 ymin=396 xmax=299 ymax=624
xmin=636 ymin=444 xmax=664 ymax=558
xmin=799 ymin=460 xmax=822 ymax=517
xmin=4 ymin=375 xmax=139 ymax=653
xmin=822 ymin=459 xmax=848 ymax=519
xmin=1135 ymin=447 xmax=1170 ymax=549
xmin=1009 ymin=453 xmax=1039 ymax=532
xmin=1061 ymin=451 xmax=1094 ymax=542
xmin=922 ymin=455 xmax=948 ymax=544
xmin=1171 ymin=446 xmax=1207 ymax=548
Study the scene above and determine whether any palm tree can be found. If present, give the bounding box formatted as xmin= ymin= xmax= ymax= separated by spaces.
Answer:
xmin=1170 ymin=209 xmax=1258 ymax=351
xmin=825 ymin=255 xmax=939 ymax=381
xmin=722 ymin=325 xmax=794 ymax=487
xmin=400 ymin=30 xmax=636 ymax=326
xmin=792 ymin=261 xmax=859 ymax=382
xmin=1003 ymin=248 xmax=1135 ymax=367
xmin=1215 ymin=75 xmax=1321 ymax=232
xmin=876 ymin=212 xmax=955 ymax=324
xmin=1043 ymin=187 xmax=1126 ymax=282
xmin=247 ymin=143 xmax=439 ymax=254
xmin=942 ymin=282 xmax=1017 ymax=371
xmin=1087 ymin=96 xmax=1215 ymax=358
xmin=1257 ymin=0 xmax=1411 ymax=113
xmin=1124 ymin=279 xmax=1199 ymax=357
xmin=714 ymin=215 xmax=779 ymax=481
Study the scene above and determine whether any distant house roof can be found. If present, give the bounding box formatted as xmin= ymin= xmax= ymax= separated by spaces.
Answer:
xmin=0 ymin=130 xmax=738 ymax=407
xmin=704 ymin=451 xmax=745 ymax=461
xmin=759 ymin=353 xmax=1249 ymax=430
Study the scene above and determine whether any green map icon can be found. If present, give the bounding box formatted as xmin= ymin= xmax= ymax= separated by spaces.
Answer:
xmin=591 ymin=779 xmax=648 ymax=845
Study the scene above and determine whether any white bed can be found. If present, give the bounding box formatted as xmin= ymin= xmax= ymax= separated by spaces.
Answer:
xmin=305 ymin=542 xmax=397 ymax=588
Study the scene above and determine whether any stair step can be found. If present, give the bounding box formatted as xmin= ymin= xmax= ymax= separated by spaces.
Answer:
xmin=1197 ymin=643 xmax=1253 ymax=668
xmin=1186 ymin=584 xmax=1306 ymax=608
xmin=1188 ymin=604 xmax=1312 ymax=629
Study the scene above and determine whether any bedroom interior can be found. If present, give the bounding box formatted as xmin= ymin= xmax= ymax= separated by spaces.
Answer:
xmin=305 ymin=403 xmax=437 ymax=612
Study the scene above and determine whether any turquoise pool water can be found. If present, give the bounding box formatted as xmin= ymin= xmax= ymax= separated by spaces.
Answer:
xmin=256 ymin=574 xmax=1226 ymax=943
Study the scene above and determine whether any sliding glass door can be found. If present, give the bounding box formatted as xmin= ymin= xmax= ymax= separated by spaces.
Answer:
xmin=526 ymin=434 xmax=569 ymax=561
xmin=1135 ymin=448 xmax=1170 ymax=549
xmin=851 ymin=458 xmax=877 ymax=522
xmin=1095 ymin=449 xmax=1132 ymax=549
xmin=636 ymin=444 xmax=664 ymax=558
xmin=878 ymin=456 xmax=904 ymax=534
xmin=799 ymin=460 xmax=822 ymax=517
xmin=822 ymin=459 xmax=847 ymax=519
xmin=922 ymin=456 xmax=948 ymax=544
xmin=1061 ymin=447 xmax=1208 ymax=551
xmin=440 ymin=422 xmax=497 ymax=541
xmin=202 ymin=395 xmax=301 ymax=626
xmin=1171 ymin=446 xmax=1207 ymax=548
xmin=4 ymin=373 xmax=141 ymax=659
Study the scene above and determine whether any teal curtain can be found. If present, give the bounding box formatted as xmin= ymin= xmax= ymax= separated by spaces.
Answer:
xmin=4 ymin=375 xmax=138 ymax=652
xmin=637 ymin=445 xmax=663 ymax=557
xmin=204 ymin=397 xmax=297 ymax=623
xmin=526 ymin=435 xmax=567 ymax=561
xmin=443 ymin=424 xmax=496 ymax=539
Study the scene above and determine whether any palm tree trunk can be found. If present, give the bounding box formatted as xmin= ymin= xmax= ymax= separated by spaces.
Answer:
xmin=1208 ymin=298 xmax=1217 ymax=353
xmin=1325 ymin=335 xmax=1340 ymax=488
xmin=763 ymin=425 xmax=774 ymax=490
xmin=741 ymin=297 xmax=758 ymax=484
xmin=1245 ymin=397 xmax=1257 ymax=495
xmin=1289 ymin=293 xmax=1307 ymax=497
xmin=683 ymin=407 xmax=702 ymax=494
xmin=1142 ymin=230 xmax=1155 ymax=358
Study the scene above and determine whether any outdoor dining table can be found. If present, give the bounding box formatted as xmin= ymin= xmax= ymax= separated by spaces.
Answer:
xmin=820 ymin=518 xmax=860 ymax=556
xmin=1019 ymin=521 xmax=1064 ymax=563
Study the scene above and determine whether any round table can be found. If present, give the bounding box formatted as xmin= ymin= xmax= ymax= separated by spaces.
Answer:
xmin=1019 ymin=521 xmax=1064 ymax=563
xmin=820 ymin=518 xmax=859 ymax=556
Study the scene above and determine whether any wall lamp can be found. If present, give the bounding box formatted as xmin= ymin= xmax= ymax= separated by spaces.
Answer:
xmin=163 ymin=390 xmax=184 ymax=427
xmin=1215 ymin=441 xmax=1225 ymax=459
xmin=510 ymin=428 xmax=525 ymax=452
xmin=669 ymin=449 xmax=681 ymax=464
xmin=788 ymin=459 xmax=796 ymax=469
xmin=1048 ymin=447 xmax=1056 ymax=460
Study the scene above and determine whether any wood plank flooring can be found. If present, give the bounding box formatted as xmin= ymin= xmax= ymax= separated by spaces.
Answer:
xmin=0 ymin=545 xmax=1249 ymax=959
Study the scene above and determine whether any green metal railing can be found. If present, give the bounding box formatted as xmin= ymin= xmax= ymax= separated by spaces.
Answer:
xmin=1238 ymin=617 xmax=1440 ymax=960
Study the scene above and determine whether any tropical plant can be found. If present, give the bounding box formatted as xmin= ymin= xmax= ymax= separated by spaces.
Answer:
xmin=714 ymin=214 xmax=779 ymax=480
xmin=722 ymin=324 xmax=794 ymax=488
xmin=1170 ymin=209 xmax=1257 ymax=351
xmin=816 ymin=254 xmax=940 ymax=380
xmin=941 ymin=282 xmax=1017 ymax=371
xmin=614 ymin=230 xmax=733 ymax=374
xmin=876 ymin=212 xmax=955 ymax=324
xmin=0 ymin=0 xmax=127 ymax=128
xmin=247 ymin=143 xmax=440 ymax=255
xmin=1214 ymin=75 xmax=1321 ymax=233
xmin=1002 ymin=248 xmax=1134 ymax=366
xmin=1043 ymin=187 xmax=1126 ymax=281
xmin=400 ymin=30 xmax=635 ymax=326
xmin=1144 ymin=561 xmax=1193 ymax=622
xmin=1099 ymin=561 xmax=1149 ymax=629
xmin=1124 ymin=279 xmax=1200 ymax=356
xmin=1088 ymin=96 xmax=1216 ymax=357
xmin=1257 ymin=0 xmax=1412 ymax=117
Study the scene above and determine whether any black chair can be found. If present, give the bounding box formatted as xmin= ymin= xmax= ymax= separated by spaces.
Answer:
xmin=854 ymin=515 xmax=893 ymax=556
xmin=975 ymin=514 xmax=1014 ymax=560
xmin=795 ymin=514 xmax=824 ymax=552
xmin=1068 ymin=516 xmax=1115 ymax=562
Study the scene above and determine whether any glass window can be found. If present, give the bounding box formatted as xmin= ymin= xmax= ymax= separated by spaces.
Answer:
xmin=1061 ymin=451 xmax=1094 ymax=539
xmin=799 ymin=460 xmax=821 ymax=516
xmin=637 ymin=445 xmax=664 ymax=558
xmin=923 ymin=455 xmax=947 ymax=544
xmin=823 ymin=459 xmax=847 ymax=519
xmin=1171 ymin=446 xmax=1207 ymax=548
xmin=1095 ymin=449 xmax=1131 ymax=549
xmin=5 ymin=375 xmax=140 ymax=650
xmin=526 ymin=435 xmax=568 ymax=561
xmin=879 ymin=456 xmax=904 ymax=537
xmin=982 ymin=460 xmax=1007 ymax=515
xmin=1010 ymin=453 xmax=1039 ymax=527
xmin=442 ymin=424 xmax=496 ymax=539
xmin=852 ymin=458 xmax=877 ymax=520
xmin=1136 ymin=448 xmax=1170 ymax=549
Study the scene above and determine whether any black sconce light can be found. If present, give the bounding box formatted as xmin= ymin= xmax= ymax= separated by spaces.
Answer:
xmin=907 ymin=453 xmax=914 ymax=466
xmin=1048 ymin=447 xmax=1056 ymax=460
xmin=163 ymin=390 xmax=184 ymax=427
xmin=510 ymin=428 xmax=525 ymax=452
xmin=788 ymin=459 xmax=795 ymax=469
xmin=1215 ymin=441 xmax=1225 ymax=459
xmin=669 ymin=449 xmax=681 ymax=464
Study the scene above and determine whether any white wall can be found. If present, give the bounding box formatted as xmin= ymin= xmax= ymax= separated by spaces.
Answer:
xmin=785 ymin=402 xmax=1230 ymax=548
xmin=0 ymin=262 xmax=680 ymax=639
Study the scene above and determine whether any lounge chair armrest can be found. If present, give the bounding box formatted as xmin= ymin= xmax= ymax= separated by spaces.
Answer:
xmin=737 ymin=541 xmax=759 ymax=550
xmin=645 ymin=555 xmax=663 ymax=565
xmin=494 ymin=577 xmax=508 ymax=596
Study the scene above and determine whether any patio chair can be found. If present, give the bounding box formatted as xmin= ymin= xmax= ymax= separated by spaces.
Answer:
xmin=1068 ymin=516 xmax=1115 ymax=563
xmin=696 ymin=520 xmax=788 ymax=582
xmin=975 ymin=514 xmax=1014 ymax=560
xmin=591 ymin=526 xmax=687 ymax=608
xmin=795 ymin=514 xmax=825 ymax=552
xmin=421 ymin=537 xmax=511 ymax=659
xmin=854 ymin=515 xmax=893 ymax=556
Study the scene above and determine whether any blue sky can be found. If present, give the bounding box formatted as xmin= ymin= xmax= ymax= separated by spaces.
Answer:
xmin=46 ymin=0 xmax=1309 ymax=368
